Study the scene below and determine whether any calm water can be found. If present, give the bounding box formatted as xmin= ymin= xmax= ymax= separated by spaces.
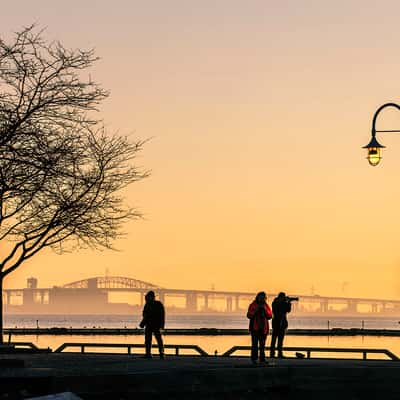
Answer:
xmin=4 ymin=314 xmax=400 ymax=358
xmin=5 ymin=313 xmax=400 ymax=330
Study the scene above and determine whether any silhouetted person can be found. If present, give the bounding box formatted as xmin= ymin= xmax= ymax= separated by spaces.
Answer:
xmin=139 ymin=291 xmax=165 ymax=359
xmin=247 ymin=291 xmax=272 ymax=364
xmin=270 ymin=292 xmax=292 ymax=358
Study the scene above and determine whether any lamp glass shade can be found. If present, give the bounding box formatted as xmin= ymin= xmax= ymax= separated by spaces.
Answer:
xmin=367 ymin=147 xmax=381 ymax=166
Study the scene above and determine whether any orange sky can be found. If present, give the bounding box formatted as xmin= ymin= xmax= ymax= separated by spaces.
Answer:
xmin=3 ymin=1 xmax=400 ymax=299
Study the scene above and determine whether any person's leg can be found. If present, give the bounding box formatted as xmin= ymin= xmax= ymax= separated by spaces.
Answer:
xmin=144 ymin=327 xmax=152 ymax=357
xmin=270 ymin=330 xmax=277 ymax=357
xmin=251 ymin=332 xmax=258 ymax=362
xmin=277 ymin=329 xmax=285 ymax=357
xmin=259 ymin=333 xmax=267 ymax=362
xmin=154 ymin=329 xmax=164 ymax=358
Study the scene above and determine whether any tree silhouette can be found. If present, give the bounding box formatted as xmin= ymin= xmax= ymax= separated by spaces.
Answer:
xmin=0 ymin=26 xmax=148 ymax=343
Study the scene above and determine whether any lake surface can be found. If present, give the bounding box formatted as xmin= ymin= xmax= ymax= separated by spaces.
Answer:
xmin=7 ymin=333 xmax=400 ymax=360
xmin=4 ymin=314 xmax=400 ymax=358
xmin=5 ymin=313 xmax=400 ymax=330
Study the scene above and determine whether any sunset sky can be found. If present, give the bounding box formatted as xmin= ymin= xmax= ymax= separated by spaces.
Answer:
xmin=3 ymin=1 xmax=400 ymax=299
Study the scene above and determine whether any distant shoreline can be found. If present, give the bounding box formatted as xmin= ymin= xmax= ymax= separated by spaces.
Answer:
xmin=4 ymin=312 xmax=400 ymax=318
xmin=4 ymin=327 xmax=400 ymax=336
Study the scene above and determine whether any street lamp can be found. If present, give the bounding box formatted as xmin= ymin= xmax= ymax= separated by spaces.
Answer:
xmin=363 ymin=102 xmax=400 ymax=166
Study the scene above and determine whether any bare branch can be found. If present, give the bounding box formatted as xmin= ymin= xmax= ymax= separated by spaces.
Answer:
xmin=0 ymin=25 xmax=148 ymax=279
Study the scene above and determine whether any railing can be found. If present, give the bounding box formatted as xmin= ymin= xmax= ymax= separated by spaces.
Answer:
xmin=54 ymin=342 xmax=208 ymax=356
xmin=222 ymin=346 xmax=399 ymax=360
xmin=2 ymin=342 xmax=51 ymax=353
xmin=11 ymin=342 xmax=41 ymax=350
xmin=4 ymin=341 xmax=398 ymax=360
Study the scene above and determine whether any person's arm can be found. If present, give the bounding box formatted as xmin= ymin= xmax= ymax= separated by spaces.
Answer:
xmin=247 ymin=303 xmax=257 ymax=319
xmin=286 ymin=302 xmax=292 ymax=313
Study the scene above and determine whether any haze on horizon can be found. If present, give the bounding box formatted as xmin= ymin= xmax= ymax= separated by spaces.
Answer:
xmin=3 ymin=1 xmax=400 ymax=300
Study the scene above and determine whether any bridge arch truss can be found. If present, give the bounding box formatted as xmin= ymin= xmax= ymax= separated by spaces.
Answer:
xmin=62 ymin=276 xmax=161 ymax=289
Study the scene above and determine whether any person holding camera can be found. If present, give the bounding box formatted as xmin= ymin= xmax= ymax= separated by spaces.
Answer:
xmin=247 ymin=291 xmax=272 ymax=364
xmin=270 ymin=292 xmax=295 ymax=358
xmin=139 ymin=291 xmax=165 ymax=359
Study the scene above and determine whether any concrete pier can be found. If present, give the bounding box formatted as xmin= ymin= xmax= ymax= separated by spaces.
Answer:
xmin=0 ymin=353 xmax=399 ymax=399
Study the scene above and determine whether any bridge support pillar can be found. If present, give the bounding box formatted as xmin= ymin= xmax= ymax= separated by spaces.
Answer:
xmin=204 ymin=295 xmax=209 ymax=311
xmin=226 ymin=297 xmax=233 ymax=312
xmin=140 ymin=293 xmax=144 ymax=307
xmin=186 ymin=293 xmax=198 ymax=312
xmin=22 ymin=289 xmax=34 ymax=307
xmin=158 ymin=292 xmax=165 ymax=305
xmin=320 ymin=300 xmax=328 ymax=313
xmin=40 ymin=290 xmax=47 ymax=304
xmin=347 ymin=300 xmax=358 ymax=313
xmin=235 ymin=296 xmax=239 ymax=311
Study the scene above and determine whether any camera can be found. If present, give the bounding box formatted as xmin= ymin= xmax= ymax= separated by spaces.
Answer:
xmin=285 ymin=296 xmax=299 ymax=302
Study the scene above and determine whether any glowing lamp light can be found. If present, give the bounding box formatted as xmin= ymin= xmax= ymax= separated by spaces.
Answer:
xmin=367 ymin=147 xmax=381 ymax=166
xmin=363 ymin=103 xmax=400 ymax=167
xmin=363 ymin=136 xmax=385 ymax=167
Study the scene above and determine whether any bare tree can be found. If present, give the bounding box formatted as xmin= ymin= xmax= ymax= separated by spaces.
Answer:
xmin=0 ymin=26 xmax=148 ymax=343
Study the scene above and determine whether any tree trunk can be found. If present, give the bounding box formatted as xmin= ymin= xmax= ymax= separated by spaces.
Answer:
xmin=0 ymin=275 xmax=3 ymax=344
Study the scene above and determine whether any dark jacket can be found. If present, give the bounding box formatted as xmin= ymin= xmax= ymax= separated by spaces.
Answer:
xmin=140 ymin=300 xmax=165 ymax=329
xmin=272 ymin=297 xmax=291 ymax=330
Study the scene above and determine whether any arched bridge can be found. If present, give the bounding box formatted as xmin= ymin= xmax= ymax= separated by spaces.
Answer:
xmin=4 ymin=276 xmax=400 ymax=315
xmin=62 ymin=276 xmax=162 ymax=290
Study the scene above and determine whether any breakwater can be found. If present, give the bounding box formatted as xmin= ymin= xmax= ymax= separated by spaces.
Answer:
xmin=4 ymin=327 xmax=400 ymax=336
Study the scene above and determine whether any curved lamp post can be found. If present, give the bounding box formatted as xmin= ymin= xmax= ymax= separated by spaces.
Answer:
xmin=363 ymin=102 xmax=400 ymax=166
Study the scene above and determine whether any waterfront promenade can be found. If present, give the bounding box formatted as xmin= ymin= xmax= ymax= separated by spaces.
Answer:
xmin=1 ymin=352 xmax=399 ymax=399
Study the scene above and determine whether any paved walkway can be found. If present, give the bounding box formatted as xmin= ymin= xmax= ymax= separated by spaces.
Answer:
xmin=1 ymin=354 xmax=399 ymax=399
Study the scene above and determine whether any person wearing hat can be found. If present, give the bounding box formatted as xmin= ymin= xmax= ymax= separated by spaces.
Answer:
xmin=139 ymin=290 xmax=165 ymax=358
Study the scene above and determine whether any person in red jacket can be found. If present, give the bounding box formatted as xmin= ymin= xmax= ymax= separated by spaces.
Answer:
xmin=247 ymin=291 xmax=272 ymax=363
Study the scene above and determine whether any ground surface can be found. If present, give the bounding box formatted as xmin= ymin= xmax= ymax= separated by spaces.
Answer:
xmin=1 ymin=353 xmax=399 ymax=399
